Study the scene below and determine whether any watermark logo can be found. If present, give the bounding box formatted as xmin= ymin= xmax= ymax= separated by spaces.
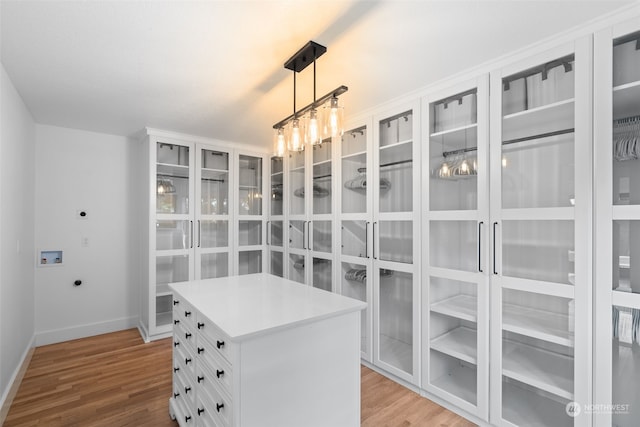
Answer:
xmin=566 ymin=402 xmax=581 ymax=417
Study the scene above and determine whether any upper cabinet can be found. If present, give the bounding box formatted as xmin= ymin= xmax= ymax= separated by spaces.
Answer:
xmin=489 ymin=38 xmax=592 ymax=427
xmin=594 ymin=17 xmax=640 ymax=427
xmin=267 ymin=155 xmax=285 ymax=277
xmin=421 ymin=76 xmax=490 ymax=421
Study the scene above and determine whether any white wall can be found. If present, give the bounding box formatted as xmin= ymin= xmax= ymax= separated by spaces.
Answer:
xmin=34 ymin=125 xmax=139 ymax=345
xmin=0 ymin=64 xmax=36 ymax=409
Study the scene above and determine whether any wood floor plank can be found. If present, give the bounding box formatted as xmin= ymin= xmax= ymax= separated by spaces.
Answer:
xmin=5 ymin=328 xmax=475 ymax=427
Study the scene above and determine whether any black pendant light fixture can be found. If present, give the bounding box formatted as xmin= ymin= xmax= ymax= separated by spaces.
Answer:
xmin=273 ymin=41 xmax=348 ymax=157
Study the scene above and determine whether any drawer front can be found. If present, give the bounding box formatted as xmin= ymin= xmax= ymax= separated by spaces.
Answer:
xmin=197 ymin=340 xmax=234 ymax=395
xmin=174 ymin=370 xmax=196 ymax=417
xmin=172 ymin=391 xmax=195 ymax=427
xmin=197 ymin=315 xmax=236 ymax=363
xmin=200 ymin=381 xmax=233 ymax=427
xmin=195 ymin=395 xmax=223 ymax=427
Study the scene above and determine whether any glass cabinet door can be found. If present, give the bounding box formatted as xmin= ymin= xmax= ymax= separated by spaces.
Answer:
xmin=268 ymin=156 xmax=285 ymax=278
xmin=197 ymin=148 xmax=230 ymax=280
xmin=423 ymin=82 xmax=489 ymax=420
xmin=594 ymin=23 xmax=640 ymax=427
xmin=155 ymin=141 xmax=194 ymax=329
xmin=373 ymin=106 xmax=419 ymax=385
xmin=491 ymin=40 xmax=590 ymax=427
xmin=289 ymin=149 xmax=306 ymax=216
xmin=340 ymin=123 xmax=373 ymax=361
xmin=237 ymin=154 xmax=264 ymax=275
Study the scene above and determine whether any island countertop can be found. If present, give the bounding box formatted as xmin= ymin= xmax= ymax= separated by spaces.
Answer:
xmin=169 ymin=273 xmax=367 ymax=341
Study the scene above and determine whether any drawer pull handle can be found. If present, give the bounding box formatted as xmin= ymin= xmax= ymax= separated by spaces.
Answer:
xmin=185 ymin=311 xmax=191 ymax=317
xmin=173 ymin=367 xmax=180 ymax=373
xmin=198 ymin=408 xmax=205 ymax=416
xmin=185 ymin=386 xmax=191 ymax=394
xmin=216 ymin=340 xmax=225 ymax=349
xmin=197 ymin=347 xmax=204 ymax=354
xmin=197 ymin=322 xmax=204 ymax=329
xmin=174 ymin=319 xmax=180 ymax=325
xmin=197 ymin=375 xmax=204 ymax=383
xmin=173 ymin=300 xmax=179 ymax=306
xmin=173 ymin=341 xmax=179 ymax=347
xmin=216 ymin=369 xmax=224 ymax=378
xmin=216 ymin=403 xmax=224 ymax=412
xmin=185 ymin=333 xmax=192 ymax=339
xmin=185 ymin=358 xmax=192 ymax=365
xmin=185 ymin=415 xmax=191 ymax=422
xmin=173 ymin=392 xmax=180 ymax=398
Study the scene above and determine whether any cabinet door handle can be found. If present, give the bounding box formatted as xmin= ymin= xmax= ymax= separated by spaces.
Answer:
xmin=216 ymin=403 xmax=224 ymax=412
xmin=307 ymin=220 xmax=312 ymax=250
xmin=365 ymin=222 xmax=370 ymax=259
xmin=197 ymin=322 xmax=204 ymax=329
xmin=185 ymin=332 xmax=191 ymax=339
xmin=478 ymin=221 xmax=484 ymax=273
xmin=493 ymin=222 xmax=499 ymax=275
xmin=185 ymin=311 xmax=191 ymax=317
xmin=266 ymin=221 xmax=271 ymax=245
xmin=216 ymin=369 xmax=224 ymax=378
xmin=190 ymin=220 xmax=194 ymax=249
xmin=185 ymin=358 xmax=191 ymax=365
xmin=197 ymin=347 xmax=204 ymax=354
xmin=197 ymin=375 xmax=204 ymax=383
xmin=185 ymin=415 xmax=191 ymax=422
xmin=198 ymin=408 xmax=205 ymax=416
xmin=173 ymin=392 xmax=180 ymax=398
xmin=173 ymin=367 xmax=180 ymax=373
xmin=173 ymin=300 xmax=180 ymax=306
xmin=197 ymin=220 xmax=201 ymax=248
xmin=174 ymin=319 xmax=180 ymax=325
xmin=185 ymin=386 xmax=191 ymax=394
xmin=216 ymin=340 xmax=225 ymax=349
xmin=373 ymin=222 xmax=378 ymax=260
xmin=302 ymin=221 xmax=307 ymax=250
xmin=173 ymin=341 xmax=179 ymax=347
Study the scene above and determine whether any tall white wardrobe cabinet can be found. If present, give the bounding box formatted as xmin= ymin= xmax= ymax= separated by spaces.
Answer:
xmin=594 ymin=16 xmax=640 ymax=427
xmin=139 ymin=129 xmax=267 ymax=341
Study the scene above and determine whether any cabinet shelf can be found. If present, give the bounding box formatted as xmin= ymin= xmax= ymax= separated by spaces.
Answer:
xmin=502 ymin=340 xmax=574 ymax=400
xmin=502 ymin=380 xmax=572 ymax=427
xmin=430 ymin=124 xmax=478 ymax=153
xmin=503 ymin=303 xmax=573 ymax=347
xmin=431 ymin=363 xmax=477 ymax=405
xmin=431 ymin=327 xmax=477 ymax=365
xmin=502 ymin=98 xmax=574 ymax=143
xmin=613 ymin=80 xmax=640 ymax=120
xmin=157 ymin=163 xmax=190 ymax=178
xmin=379 ymin=334 xmax=412 ymax=375
xmin=342 ymin=150 xmax=367 ymax=160
xmin=431 ymin=294 xmax=477 ymax=323
xmin=156 ymin=310 xmax=173 ymax=327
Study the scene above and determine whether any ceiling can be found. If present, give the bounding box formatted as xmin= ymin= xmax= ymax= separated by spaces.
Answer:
xmin=1 ymin=0 xmax=634 ymax=149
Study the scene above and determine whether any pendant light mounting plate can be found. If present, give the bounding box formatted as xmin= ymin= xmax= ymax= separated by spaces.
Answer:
xmin=284 ymin=41 xmax=327 ymax=72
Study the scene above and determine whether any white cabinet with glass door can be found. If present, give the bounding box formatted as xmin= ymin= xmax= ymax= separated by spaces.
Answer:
xmin=268 ymin=155 xmax=285 ymax=277
xmin=287 ymin=139 xmax=335 ymax=291
xmin=235 ymin=151 xmax=266 ymax=275
xmin=372 ymin=103 xmax=421 ymax=386
xmin=141 ymin=133 xmax=234 ymax=341
xmin=339 ymin=119 xmax=374 ymax=362
xmin=594 ymin=18 xmax=640 ymax=427
xmin=421 ymin=77 xmax=490 ymax=421
xmin=489 ymin=39 xmax=592 ymax=427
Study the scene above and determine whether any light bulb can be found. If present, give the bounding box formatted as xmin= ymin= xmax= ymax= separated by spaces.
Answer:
xmin=306 ymin=109 xmax=321 ymax=145
xmin=273 ymin=128 xmax=286 ymax=157
xmin=461 ymin=159 xmax=469 ymax=174
xmin=439 ymin=162 xmax=450 ymax=178
xmin=289 ymin=119 xmax=302 ymax=152
xmin=502 ymin=156 xmax=508 ymax=168
xmin=324 ymin=96 xmax=344 ymax=138
xmin=157 ymin=181 xmax=165 ymax=194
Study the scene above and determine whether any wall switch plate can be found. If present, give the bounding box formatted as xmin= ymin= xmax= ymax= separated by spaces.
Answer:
xmin=76 ymin=210 xmax=88 ymax=219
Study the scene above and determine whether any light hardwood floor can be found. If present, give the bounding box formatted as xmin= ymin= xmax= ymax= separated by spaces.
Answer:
xmin=4 ymin=329 xmax=475 ymax=427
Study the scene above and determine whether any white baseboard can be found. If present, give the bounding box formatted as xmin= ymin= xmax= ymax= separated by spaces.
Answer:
xmin=35 ymin=316 xmax=139 ymax=346
xmin=0 ymin=335 xmax=35 ymax=425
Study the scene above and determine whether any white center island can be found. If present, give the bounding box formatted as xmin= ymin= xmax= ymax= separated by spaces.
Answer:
xmin=168 ymin=273 xmax=367 ymax=427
